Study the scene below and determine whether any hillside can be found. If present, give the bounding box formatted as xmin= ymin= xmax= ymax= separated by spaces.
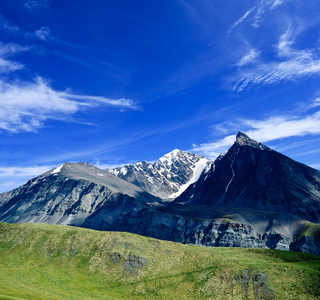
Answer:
xmin=1 ymin=133 xmax=320 ymax=256
xmin=0 ymin=222 xmax=320 ymax=300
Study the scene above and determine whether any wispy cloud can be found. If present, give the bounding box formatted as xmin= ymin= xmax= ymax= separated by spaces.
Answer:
xmin=191 ymin=135 xmax=236 ymax=159
xmin=0 ymin=77 xmax=138 ymax=133
xmin=35 ymin=26 xmax=51 ymax=41
xmin=229 ymin=0 xmax=286 ymax=33
xmin=0 ymin=42 xmax=30 ymax=73
xmin=233 ymin=27 xmax=320 ymax=92
xmin=228 ymin=6 xmax=255 ymax=34
xmin=0 ymin=58 xmax=23 ymax=73
xmin=0 ymin=42 xmax=30 ymax=56
xmin=0 ymin=165 xmax=54 ymax=192
xmin=237 ymin=48 xmax=260 ymax=67
xmin=0 ymin=15 xmax=20 ymax=33
xmin=0 ymin=40 xmax=138 ymax=133
xmin=23 ymin=0 xmax=51 ymax=10
xmin=191 ymin=103 xmax=320 ymax=159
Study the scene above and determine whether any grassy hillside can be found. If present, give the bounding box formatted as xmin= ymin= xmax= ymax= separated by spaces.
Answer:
xmin=0 ymin=222 xmax=319 ymax=300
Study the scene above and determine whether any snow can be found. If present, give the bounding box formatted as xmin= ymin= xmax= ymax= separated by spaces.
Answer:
xmin=225 ymin=162 xmax=235 ymax=193
xmin=120 ymin=167 xmax=128 ymax=175
xmin=168 ymin=158 xmax=209 ymax=199
xmin=51 ymin=164 xmax=64 ymax=174
xmin=158 ymin=149 xmax=181 ymax=165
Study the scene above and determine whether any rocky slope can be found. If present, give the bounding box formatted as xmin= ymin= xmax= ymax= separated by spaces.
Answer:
xmin=174 ymin=132 xmax=320 ymax=223
xmin=109 ymin=149 xmax=210 ymax=199
xmin=0 ymin=162 xmax=160 ymax=226
xmin=0 ymin=133 xmax=320 ymax=256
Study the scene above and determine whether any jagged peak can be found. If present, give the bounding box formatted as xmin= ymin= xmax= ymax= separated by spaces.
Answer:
xmin=235 ymin=131 xmax=270 ymax=150
xmin=158 ymin=149 xmax=190 ymax=162
xmin=161 ymin=149 xmax=182 ymax=158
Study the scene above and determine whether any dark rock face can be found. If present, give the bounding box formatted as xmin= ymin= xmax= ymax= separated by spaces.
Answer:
xmin=175 ymin=132 xmax=320 ymax=223
xmin=109 ymin=150 xmax=210 ymax=199
xmin=0 ymin=133 xmax=320 ymax=256
xmin=290 ymin=236 xmax=320 ymax=256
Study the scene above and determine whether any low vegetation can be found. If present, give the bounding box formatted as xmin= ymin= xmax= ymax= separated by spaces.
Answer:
xmin=297 ymin=222 xmax=320 ymax=240
xmin=0 ymin=222 xmax=319 ymax=299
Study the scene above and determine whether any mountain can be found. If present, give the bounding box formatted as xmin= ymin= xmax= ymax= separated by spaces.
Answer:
xmin=174 ymin=132 xmax=320 ymax=223
xmin=0 ymin=133 xmax=320 ymax=256
xmin=0 ymin=162 xmax=160 ymax=226
xmin=108 ymin=149 xmax=210 ymax=199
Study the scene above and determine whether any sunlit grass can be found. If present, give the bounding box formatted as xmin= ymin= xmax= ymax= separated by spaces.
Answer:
xmin=0 ymin=222 xmax=319 ymax=299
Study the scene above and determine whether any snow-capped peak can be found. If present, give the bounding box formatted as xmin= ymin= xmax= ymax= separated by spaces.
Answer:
xmin=51 ymin=164 xmax=64 ymax=174
xmin=109 ymin=149 xmax=211 ymax=199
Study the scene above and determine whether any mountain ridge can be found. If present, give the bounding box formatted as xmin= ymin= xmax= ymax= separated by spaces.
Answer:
xmin=109 ymin=149 xmax=210 ymax=199
xmin=0 ymin=132 xmax=320 ymax=255
xmin=174 ymin=132 xmax=320 ymax=222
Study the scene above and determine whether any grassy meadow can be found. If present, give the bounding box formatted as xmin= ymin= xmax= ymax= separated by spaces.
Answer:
xmin=0 ymin=222 xmax=319 ymax=299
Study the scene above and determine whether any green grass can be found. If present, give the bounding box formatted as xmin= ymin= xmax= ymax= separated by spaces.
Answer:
xmin=0 ymin=222 xmax=320 ymax=299
xmin=296 ymin=222 xmax=320 ymax=240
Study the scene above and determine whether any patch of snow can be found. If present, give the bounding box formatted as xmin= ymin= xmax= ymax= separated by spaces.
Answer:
xmin=204 ymin=161 xmax=214 ymax=174
xmin=167 ymin=157 xmax=209 ymax=199
xmin=120 ymin=167 xmax=127 ymax=175
xmin=225 ymin=162 xmax=235 ymax=193
xmin=51 ymin=164 xmax=64 ymax=174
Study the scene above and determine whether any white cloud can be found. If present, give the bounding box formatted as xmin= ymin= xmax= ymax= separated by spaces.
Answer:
xmin=0 ymin=43 xmax=30 ymax=73
xmin=0 ymin=42 xmax=30 ymax=56
xmin=23 ymin=0 xmax=51 ymax=10
xmin=191 ymin=134 xmax=236 ymax=159
xmin=0 ymin=77 xmax=138 ymax=133
xmin=0 ymin=16 xmax=20 ymax=33
xmin=229 ymin=0 xmax=286 ymax=32
xmin=237 ymin=48 xmax=260 ymax=67
xmin=35 ymin=26 xmax=50 ymax=41
xmin=233 ymin=29 xmax=320 ymax=91
xmin=0 ymin=41 xmax=138 ymax=133
xmin=0 ymin=58 xmax=23 ymax=72
xmin=271 ymin=0 xmax=284 ymax=9
xmin=0 ymin=165 xmax=53 ymax=192
xmin=276 ymin=26 xmax=295 ymax=57
xmin=228 ymin=7 xmax=255 ymax=34
xmin=191 ymin=108 xmax=320 ymax=160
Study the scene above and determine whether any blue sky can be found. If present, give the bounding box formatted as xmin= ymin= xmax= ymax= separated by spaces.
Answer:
xmin=1 ymin=0 xmax=320 ymax=192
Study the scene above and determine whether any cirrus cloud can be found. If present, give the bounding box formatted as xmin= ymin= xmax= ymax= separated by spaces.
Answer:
xmin=35 ymin=26 xmax=51 ymax=41
xmin=229 ymin=0 xmax=286 ymax=33
xmin=0 ymin=41 xmax=139 ymax=134
xmin=0 ymin=77 xmax=139 ymax=133
xmin=191 ymin=100 xmax=320 ymax=159
xmin=233 ymin=27 xmax=320 ymax=92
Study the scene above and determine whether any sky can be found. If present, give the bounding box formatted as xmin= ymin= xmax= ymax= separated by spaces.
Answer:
xmin=1 ymin=0 xmax=320 ymax=192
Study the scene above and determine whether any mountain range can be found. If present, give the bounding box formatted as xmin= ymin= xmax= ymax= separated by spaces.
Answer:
xmin=1 ymin=132 xmax=319 ymax=255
